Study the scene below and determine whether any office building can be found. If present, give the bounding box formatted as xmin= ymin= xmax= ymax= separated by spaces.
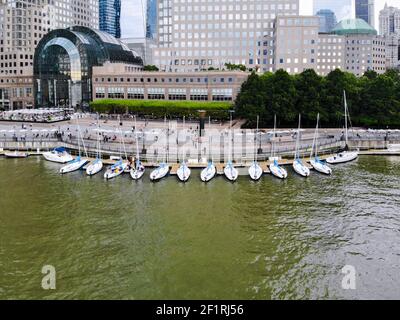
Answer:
xmin=385 ymin=34 xmax=400 ymax=69
xmin=379 ymin=4 xmax=400 ymax=36
xmin=355 ymin=0 xmax=375 ymax=27
xmin=153 ymin=0 xmax=300 ymax=72
xmin=0 ymin=0 xmax=99 ymax=110
xmin=146 ymin=0 xmax=158 ymax=40
xmin=275 ymin=16 xmax=320 ymax=74
xmin=99 ymin=0 xmax=121 ymax=38
xmin=333 ymin=18 xmax=386 ymax=76
xmin=317 ymin=34 xmax=346 ymax=76
xmin=316 ymin=9 xmax=337 ymax=33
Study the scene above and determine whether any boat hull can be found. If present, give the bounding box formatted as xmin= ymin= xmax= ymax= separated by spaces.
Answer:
xmin=177 ymin=165 xmax=191 ymax=182
xmin=60 ymin=159 xmax=88 ymax=174
xmin=270 ymin=163 xmax=288 ymax=179
xmin=43 ymin=151 xmax=73 ymax=164
xmin=5 ymin=152 xmax=29 ymax=158
xmin=201 ymin=165 xmax=216 ymax=182
xmin=249 ymin=163 xmax=263 ymax=181
xmin=224 ymin=165 xmax=239 ymax=182
xmin=326 ymin=151 xmax=358 ymax=164
xmin=130 ymin=167 xmax=145 ymax=180
xmin=150 ymin=165 xmax=169 ymax=181
xmin=293 ymin=160 xmax=310 ymax=177
xmin=104 ymin=163 xmax=128 ymax=180
xmin=310 ymin=159 xmax=332 ymax=175
xmin=86 ymin=160 xmax=103 ymax=176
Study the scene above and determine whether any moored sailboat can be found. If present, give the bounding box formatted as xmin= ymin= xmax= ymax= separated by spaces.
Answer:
xmin=201 ymin=130 xmax=216 ymax=182
xmin=326 ymin=91 xmax=359 ymax=164
xmin=310 ymin=113 xmax=332 ymax=175
xmin=269 ymin=115 xmax=288 ymax=179
xmin=249 ymin=116 xmax=263 ymax=181
xmin=224 ymin=113 xmax=238 ymax=182
xmin=292 ymin=114 xmax=310 ymax=177
xmin=60 ymin=119 xmax=88 ymax=174
xmin=130 ymin=130 xmax=145 ymax=180
xmin=177 ymin=117 xmax=191 ymax=182
xmin=150 ymin=118 xmax=170 ymax=181
xmin=86 ymin=114 xmax=104 ymax=176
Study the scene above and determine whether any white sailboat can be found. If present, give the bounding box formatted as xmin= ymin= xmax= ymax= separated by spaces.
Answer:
xmin=292 ymin=114 xmax=310 ymax=177
xmin=43 ymin=147 xmax=73 ymax=163
xmin=224 ymin=161 xmax=239 ymax=182
xmin=104 ymin=124 xmax=129 ymax=180
xmin=104 ymin=160 xmax=128 ymax=180
xmin=249 ymin=116 xmax=263 ymax=181
xmin=150 ymin=118 xmax=170 ymax=181
xmin=224 ymin=113 xmax=238 ymax=182
xmin=60 ymin=120 xmax=88 ymax=174
xmin=326 ymin=91 xmax=359 ymax=164
xmin=86 ymin=115 xmax=104 ymax=176
xmin=177 ymin=117 xmax=191 ymax=182
xmin=269 ymin=115 xmax=288 ymax=179
xmin=201 ymin=161 xmax=217 ymax=182
xmin=201 ymin=132 xmax=216 ymax=182
xmin=177 ymin=160 xmax=191 ymax=182
xmin=310 ymin=113 xmax=332 ymax=175
xmin=130 ymin=131 xmax=145 ymax=180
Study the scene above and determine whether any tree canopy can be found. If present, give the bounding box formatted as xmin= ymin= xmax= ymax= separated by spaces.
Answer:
xmin=235 ymin=69 xmax=400 ymax=128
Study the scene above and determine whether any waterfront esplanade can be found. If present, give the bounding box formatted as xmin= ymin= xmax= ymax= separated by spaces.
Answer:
xmin=33 ymin=26 xmax=143 ymax=110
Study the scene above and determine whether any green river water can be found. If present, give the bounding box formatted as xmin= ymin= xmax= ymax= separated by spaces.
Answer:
xmin=0 ymin=156 xmax=399 ymax=300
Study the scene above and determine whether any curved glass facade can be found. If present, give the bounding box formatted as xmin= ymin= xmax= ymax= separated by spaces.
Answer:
xmin=34 ymin=26 xmax=142 ymax=109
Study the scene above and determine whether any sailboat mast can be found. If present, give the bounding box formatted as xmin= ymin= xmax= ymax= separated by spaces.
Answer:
xmin=295 ymin=114 xmax=301 ymax=160
xmin=344 ymin=90 xmax=349 ymax=146
xmin=272 ymin=114 xmax=276 ymax=158
xmin=255 ymin=115 xmax=259 ymax=162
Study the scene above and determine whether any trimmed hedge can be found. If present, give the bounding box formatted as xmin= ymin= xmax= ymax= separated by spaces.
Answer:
xmin=90 ymin=99 xmax=233 ymax=119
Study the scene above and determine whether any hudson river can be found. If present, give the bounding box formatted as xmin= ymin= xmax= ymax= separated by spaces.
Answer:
xmin=1 ymin=156 xmax=399 ymax=299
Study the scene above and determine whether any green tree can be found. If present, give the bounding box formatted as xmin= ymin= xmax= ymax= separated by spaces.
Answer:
xmin=143 ymin=65 xmax=159 ymax=71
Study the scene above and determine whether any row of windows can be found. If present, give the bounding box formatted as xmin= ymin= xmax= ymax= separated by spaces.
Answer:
xmin=95 ymin=77 xmax=235 ymax=84
xmin=95 ymin=93 xmax=233 ymax=102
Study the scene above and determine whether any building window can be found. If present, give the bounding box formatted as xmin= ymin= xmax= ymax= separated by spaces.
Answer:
xmin=127 ymin=88 xmax=144 ymax=99
xmin=108 ymin=87 xmax=124 ymax=99
xmin=95 ymin=87 xmax=105 ymax=99
xmin=212 ymin=89 xmax=233 ymax=101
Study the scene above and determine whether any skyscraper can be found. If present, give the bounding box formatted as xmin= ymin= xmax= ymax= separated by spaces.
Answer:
xmin=99 ymin=0 xmax=121 ymax=38
xmin=314 ymin=0 xmax=354 ymax=22
xmin=0 ymin=0 xmax=99 ymax=109
xmin=355 ymin=0 xmax=375 ymax=26
xmin=316 ymin=9 xmax=337 ymax=33
xmin=146 ymin=0 xmax=158 ymax=39
xmin=153 ymin=0 xmax=300 ymax=72
xmin=379 ymin=4 xmax=400 ymax=36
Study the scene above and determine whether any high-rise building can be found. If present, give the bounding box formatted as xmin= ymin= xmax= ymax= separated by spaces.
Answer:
xmin=385 ymin=34 xmax=400 ymax=69
xmin=314 ymin=0 xmax=354 ymax=22
xmin=355 ymin=0 xmax=375 ymax=27
xmin=146 ymin=0 xmax=157 ymax=40
xmin=0 ymin=0 xmax=99 ymax=109
xmin=379 ymin=4 xmax=400 ymax=36
xmin=99 ymin=0 xmax=121 ymax=39
xmin=332 ymin=18 xmax=386 ymax=76
xmin=275 ymin=16 xmax=320 ymax=74
xmin=316 ymin=9 xmax=337 ymax=33
xmin=153 ymin=0 xmax=300 ymax=73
